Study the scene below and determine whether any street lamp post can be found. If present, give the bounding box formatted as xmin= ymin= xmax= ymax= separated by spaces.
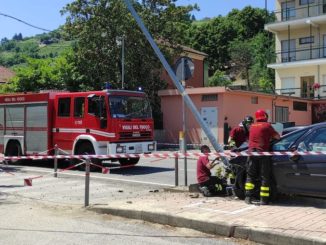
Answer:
xmin=121 ymin=35 xmax=125 ymax=89
xmin=116 ymin=35 xmax=125 ymax=89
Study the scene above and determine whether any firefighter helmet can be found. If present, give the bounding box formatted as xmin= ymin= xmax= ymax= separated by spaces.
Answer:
xmin=244 ymin=116 xmax=254 ymax=125
xmin=255 ymin=109 xmax=268 ymax=121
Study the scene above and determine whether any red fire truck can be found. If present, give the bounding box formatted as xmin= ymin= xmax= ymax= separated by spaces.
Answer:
xmin=0 ymin=90 xmax=156 ymax=165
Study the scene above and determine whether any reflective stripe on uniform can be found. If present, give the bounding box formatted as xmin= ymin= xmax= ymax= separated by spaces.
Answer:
xmin=260 ymin=186 xmax=270 ymax=191
xmin=245 ymin=182 xmax=255 ymax=190
xmin=260 ymin=192 xmax=270 ymax=197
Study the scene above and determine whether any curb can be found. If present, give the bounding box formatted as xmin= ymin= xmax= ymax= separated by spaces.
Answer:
xmin=88 ymin=206 xmax=326 ymax=245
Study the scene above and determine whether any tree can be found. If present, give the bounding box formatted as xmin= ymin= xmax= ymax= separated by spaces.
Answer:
xmin=249 ymin=32 xmax=275 ymax=92
xmin=61 ymin=0 xmax=196 ymax=91
xmin=184 ymin=6 xmax=273 ymax=79
xmin=229 ymin=39 xmax=254 ymax=90
xmin=10 ymin=56 xmax=69 ymax=92
xmin=61 ymin=0 xmax=196 ymax=128
xmin=208 ymin=70 xmax=232 ymax=87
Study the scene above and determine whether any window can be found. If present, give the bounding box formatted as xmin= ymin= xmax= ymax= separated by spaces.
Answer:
xmin=281 ymin=40 xmax=296 ymax=62
xmin=299 ymin=36 xmax=314 ymax=45
xmin=58 ymin=98 xmax=71 ymax=117
xmin=300 ymin=0 xmax=315 ymax=5
xmin=323 ymin=75 xmax=326 ymax=92
xmin=275 ymin=106 xmax=289 ymax=122
xmin=293 ymin=101 xmax=307 ymax=111
xmin=202 ymin=94 xmax=218 ymax=101
xmin=88 ymin=95 xmax=107 ymax=118
xmin=298 ymin=128 xmax=326 ymax=152
xmin=281 ymin=77 xmax=296 ymax=95
xmin=251 ymin=96 xmax=258 ymax=104
xmin=281 ymin=1 xmax=296 ymax=21
xmin=272 ymin=129 xmax=307 ymax=151
xmin=74 ymin=97 xmax=85 ymax=118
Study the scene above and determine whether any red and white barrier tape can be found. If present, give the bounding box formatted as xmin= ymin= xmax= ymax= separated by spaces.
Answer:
xmin=1 ymin=150 xmax=326 ymax=161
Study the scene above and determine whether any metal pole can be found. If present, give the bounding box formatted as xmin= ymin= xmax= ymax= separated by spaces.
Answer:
xmin=84 ymin=158 xmax=90 ymax=207
xmin=265 ymin=0 xmax=267 ymax=13
xmin=123 ymin=0 xmax=225 ymax=160
xmin=175 ymin=156 xmax=179 ymax=186
xmin=181 ymin=58 xmax=188 ymax=186
xmin=122 ymin=35 xmax=125 ymax=89
xmin=54 ymin=144 xmax=58 ymax=178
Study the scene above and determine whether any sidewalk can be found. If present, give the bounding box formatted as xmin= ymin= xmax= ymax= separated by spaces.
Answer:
xmin=88 ymin=188 xmax=326 ymax=245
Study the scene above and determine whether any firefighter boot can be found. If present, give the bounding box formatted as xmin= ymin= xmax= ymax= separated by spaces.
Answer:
xmin=244 ymin=182 xmax=255 ymax=204
xmin=199 ymin=186 xmax=212 ymax=197
xmin=260 ymin=186 xmax=270 ymax=205
xmin=245 ymin=196 xmax=252 ymax=204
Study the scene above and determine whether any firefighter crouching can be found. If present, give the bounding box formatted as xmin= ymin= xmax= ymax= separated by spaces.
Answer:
xmin=245 ymin=109 xmax=280 ymax=205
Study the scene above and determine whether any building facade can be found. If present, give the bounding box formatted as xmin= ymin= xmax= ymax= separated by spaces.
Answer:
xmin=158 ymin=88 xmax=314 ymax=145
xmin=265 ymin=0 xmax=326 ymax=99
xmin=160 ymin=46 xmax=208 ymax=89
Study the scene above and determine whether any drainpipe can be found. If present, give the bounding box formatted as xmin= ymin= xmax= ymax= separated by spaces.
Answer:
xmin=310 ymin=23 xmax=312 ymax=59
xmin=272 ymin=95 xmax=277 ymax=123
xmin=288 ymin=25 xmax=290 ymax=61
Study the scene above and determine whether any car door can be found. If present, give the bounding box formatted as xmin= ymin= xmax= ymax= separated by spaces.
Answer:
xmin=292 ymin=126 xmax=326 ymax=197
xmin=271 ymin=129 xmax=309 ymax=194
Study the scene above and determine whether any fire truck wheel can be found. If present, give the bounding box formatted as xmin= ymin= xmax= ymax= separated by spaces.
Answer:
xmin=119 ymin=157 xmax=140 ymax=166
xmin=73 ymin=142 xmax=101 ymax=171
xmin=5 ymin=141 xmax=22 ymax=164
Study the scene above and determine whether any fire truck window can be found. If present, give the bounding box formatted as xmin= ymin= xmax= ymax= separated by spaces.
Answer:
xmin=88 ymin=96 xmax=98 ymax=115
xmin=74 ymin=97 xmax=85 ymax=118
xmin=58 ymin=98 xmax=71 ymax=117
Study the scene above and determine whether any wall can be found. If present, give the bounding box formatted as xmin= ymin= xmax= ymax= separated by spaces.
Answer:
xmin=158 ymin=88 xmax=317 ymax=145
xmin=160 ymin=51 xmax=207 ymax=89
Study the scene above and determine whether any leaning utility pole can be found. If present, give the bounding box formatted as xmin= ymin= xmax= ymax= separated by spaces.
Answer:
xmin=123 ymin=0 xmax=226 ymax=158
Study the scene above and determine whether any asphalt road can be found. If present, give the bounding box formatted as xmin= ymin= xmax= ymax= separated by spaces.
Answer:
xmin=0 ymin=194 xmax=253 ymax=245
xmin=0 ymin=159 xmax=255 ymax=245
xmin=0 ymin=156 xmax=202 ymax=206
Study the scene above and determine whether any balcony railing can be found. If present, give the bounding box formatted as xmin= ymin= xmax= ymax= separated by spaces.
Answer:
xmin=272 ymin=1 xmax=326 ymax=23
xmin=275 ymin=45 xmax=326 ymax=63
xmin=275 ymin=85 xmax=326 ymax=99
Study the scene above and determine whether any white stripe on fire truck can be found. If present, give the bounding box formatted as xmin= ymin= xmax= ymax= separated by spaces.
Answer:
xmin=90 ymin=129 xmax=115 ymax=138
xmin=52 ymin=128 xmax=115 ymax=137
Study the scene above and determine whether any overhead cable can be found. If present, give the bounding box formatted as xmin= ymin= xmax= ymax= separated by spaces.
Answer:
xmin=0 ymin=11 xmax=51 ymax=32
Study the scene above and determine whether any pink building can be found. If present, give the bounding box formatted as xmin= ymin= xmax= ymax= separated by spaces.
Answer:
xmin=158 ymin=87 xmax=322 ymax=145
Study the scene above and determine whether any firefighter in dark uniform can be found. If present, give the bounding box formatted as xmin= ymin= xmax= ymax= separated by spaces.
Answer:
xmin=228 ymin=116 xmax=254 ymax=149
xmin=245 ymin=109 xmax=280 ymax=205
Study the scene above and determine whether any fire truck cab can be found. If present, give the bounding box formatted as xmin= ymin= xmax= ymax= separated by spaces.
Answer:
xmin=0 ymin=90 xmax=156 ymax=165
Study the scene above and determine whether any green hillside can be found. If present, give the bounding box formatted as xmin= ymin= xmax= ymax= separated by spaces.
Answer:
xmin=0 ymin=31 xmax=72 ymax=68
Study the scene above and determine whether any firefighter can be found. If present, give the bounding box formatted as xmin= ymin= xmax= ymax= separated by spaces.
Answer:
xmin=197 ymin=145 xmax=225 ymax=197
xmin=228 ymin=116 xmax=254 ymax=149
xmin=245 ymin=109 xmax=280 ymax=205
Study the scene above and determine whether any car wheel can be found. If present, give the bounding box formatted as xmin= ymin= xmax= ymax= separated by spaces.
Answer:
xmin=5 ymin=141 xmax=23 ymax=164
xmin=73 ymin=142 xmax=101 ymax=171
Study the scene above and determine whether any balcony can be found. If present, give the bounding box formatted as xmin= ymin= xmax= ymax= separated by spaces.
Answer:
xmin=273 ymin=2 xmax=326 ymax=23
xmin=274 ymin=45 xmax=326 ymax=64
xmin=275 ymin=84 xmax=326 ymax=99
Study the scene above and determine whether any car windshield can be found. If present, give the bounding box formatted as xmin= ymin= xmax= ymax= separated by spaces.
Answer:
xmin=272 ymin=129 xmax=307 ymax=151
xmin=109 ymin=95 xmax=152 ymax=119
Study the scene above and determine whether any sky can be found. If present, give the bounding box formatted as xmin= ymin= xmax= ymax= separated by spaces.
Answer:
xmin=0 ymin=0 xmax=274 ymax=40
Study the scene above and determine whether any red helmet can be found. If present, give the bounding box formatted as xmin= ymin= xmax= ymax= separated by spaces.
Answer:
xmin=255 ymin=109 xmax=268 ymax=121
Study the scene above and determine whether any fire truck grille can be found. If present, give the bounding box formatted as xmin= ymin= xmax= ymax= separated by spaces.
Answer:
xmin=119 ymin=131 xmax=151 ymax=140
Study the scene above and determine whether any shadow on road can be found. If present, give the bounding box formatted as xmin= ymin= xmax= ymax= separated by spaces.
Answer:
xmin=110 ymin=165 xmax=174 ymax=176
